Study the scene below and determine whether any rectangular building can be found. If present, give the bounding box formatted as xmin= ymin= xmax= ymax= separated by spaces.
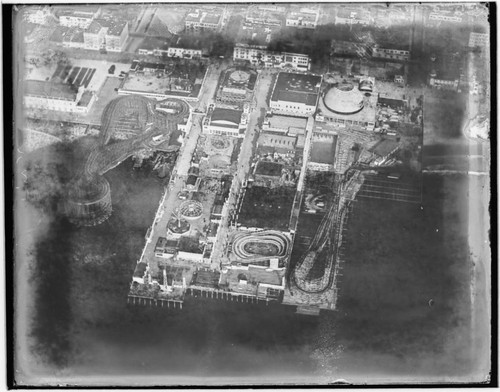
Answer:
xmin=269 ymin=72 xmax=322 ymax=117
xmin=371 ymin=46 xmax=410 ymax=62
xmin=167 ymin=47 xmax=203 ymax=59
xmin=57 ymin=6 xmax=101 ymax=29
xmin=335 ymin=8 xmax=372 ymax=25
xmin=428 ymin=12 xmax=463 ymax=23
xmin=185 ymin=8 xmax=225 ymax=31
xmin=257 ymin=132 xmax=297 ymax=155
xmin=24 ymin=80 xmax=95 ymax=113
xmin=233 ymin=43 xmax=310 ymax=71
xmin=285 ymin=8 xmax=319 ymax=29
xmin=137 ymin=37 xmax=170 ymax=56
xmin=469 ymin=32 xmax=489 ymax=47
xmin=84 ymin=19 xmax=129 ymax=52
xmin=203 ymin=107 xmax=245 ymax=138
xmin=262 ymin=115 xmax=307 ymax=135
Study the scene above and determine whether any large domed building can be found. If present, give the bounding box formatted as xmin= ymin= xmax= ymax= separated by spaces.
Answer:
xmin=322 ymin=82 xmax=365 ymax=115
xmin=316 ymin=77 xmax=377 ymax=130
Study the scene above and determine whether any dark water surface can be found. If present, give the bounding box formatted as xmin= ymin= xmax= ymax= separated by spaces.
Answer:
xmin=19 ymin=144 xmax=481 ymax=385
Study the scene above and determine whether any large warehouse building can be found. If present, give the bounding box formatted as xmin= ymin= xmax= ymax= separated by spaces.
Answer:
xmin=269 ymin=72 xmax=322 ymax=117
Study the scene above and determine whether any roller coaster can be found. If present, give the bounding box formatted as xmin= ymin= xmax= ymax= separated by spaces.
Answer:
xmin=290 ymin=169 xmax=365 ymax=294
xmin=67 ymin=95 xmax=190 ymax=226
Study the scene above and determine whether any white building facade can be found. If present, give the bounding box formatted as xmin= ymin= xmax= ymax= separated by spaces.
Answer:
xmin=167 ymin=47 xmax=203 ymax=58
xmin=233 ymin=44 xmax=310 ymax=71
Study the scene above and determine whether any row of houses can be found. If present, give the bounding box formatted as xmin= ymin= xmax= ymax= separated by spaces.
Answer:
xmin=138 ymin=44 xmax=203 ymax=59
xmin=233 ymin=43 xmax=310 ymax=71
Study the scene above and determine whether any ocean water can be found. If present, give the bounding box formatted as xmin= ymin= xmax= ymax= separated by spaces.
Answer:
xmin=16 ymin=137 xmax=485 ymax=385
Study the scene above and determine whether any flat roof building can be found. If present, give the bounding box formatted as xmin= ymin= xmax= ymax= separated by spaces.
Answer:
xmin=83 ymin=18 xmax=129 ymax=52
xmin=203 ymin=107 xmax=245 ymax=138
xmin=285 ymin=7 xmax=320 ymax=29
xmin=335 ymin=8 xmax=372 ymax=25
xmin=257 ymin=133 xmax=297 ymax=156
xmin=185 ymin=8 xmax=225 ymax=31
xmin=262 ymin=115 xmax=308 ymax=134
xmin=137 ymin=37 xmax=170 ymax=56
xmin=269 ymin=72 xmax=322 ymax=117
xmin=24 ymin=80 xmax=95 ymax=113
xmin=57 ymin=6 xmax=101 ymax=29
xmin=233 ymin=43 xmax=310 ymax=71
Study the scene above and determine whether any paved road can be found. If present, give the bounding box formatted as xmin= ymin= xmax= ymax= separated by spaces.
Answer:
xmin=139 ymin=63 xmax=226 ymax=273
xmin=209 ymin=69 xmax=275 ymax=266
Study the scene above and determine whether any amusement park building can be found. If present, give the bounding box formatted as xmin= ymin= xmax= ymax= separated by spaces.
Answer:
xmin=203 ymin=108 xmax=245 ymax=138
xmin=262 ymin=115 xmax=307 ymax=134
xmin=269 ymin=72 xmax=322 ymax=117
xmin=233 ymin=44 xmax=310 ymax=71
xmin=316 ymin=80 xmax=377 ymax=130
xmin=217 ymin=68 xmax=257 ymax=104
xmin=220 ymin=265 xmax=286 ymax=299
xmin=257 ymin=133 xmax=297 ymax=155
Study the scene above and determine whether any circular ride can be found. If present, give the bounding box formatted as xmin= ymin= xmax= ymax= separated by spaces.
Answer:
xmin=179 ymin=200 xmax=203 ymax=220
xmin=229 ymin=70 xmax=250 ymax=84
xmin=210 ymin=135 xmax=231 ymax=150
xmin=230 ymin=230 xmax=291 ymax=261
xmin=167 ymin=217 xmax=191 ymax=235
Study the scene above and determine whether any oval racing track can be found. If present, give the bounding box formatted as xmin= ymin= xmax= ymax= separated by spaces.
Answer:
xmin=230 ymin=230 xmax=291 ymax=262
